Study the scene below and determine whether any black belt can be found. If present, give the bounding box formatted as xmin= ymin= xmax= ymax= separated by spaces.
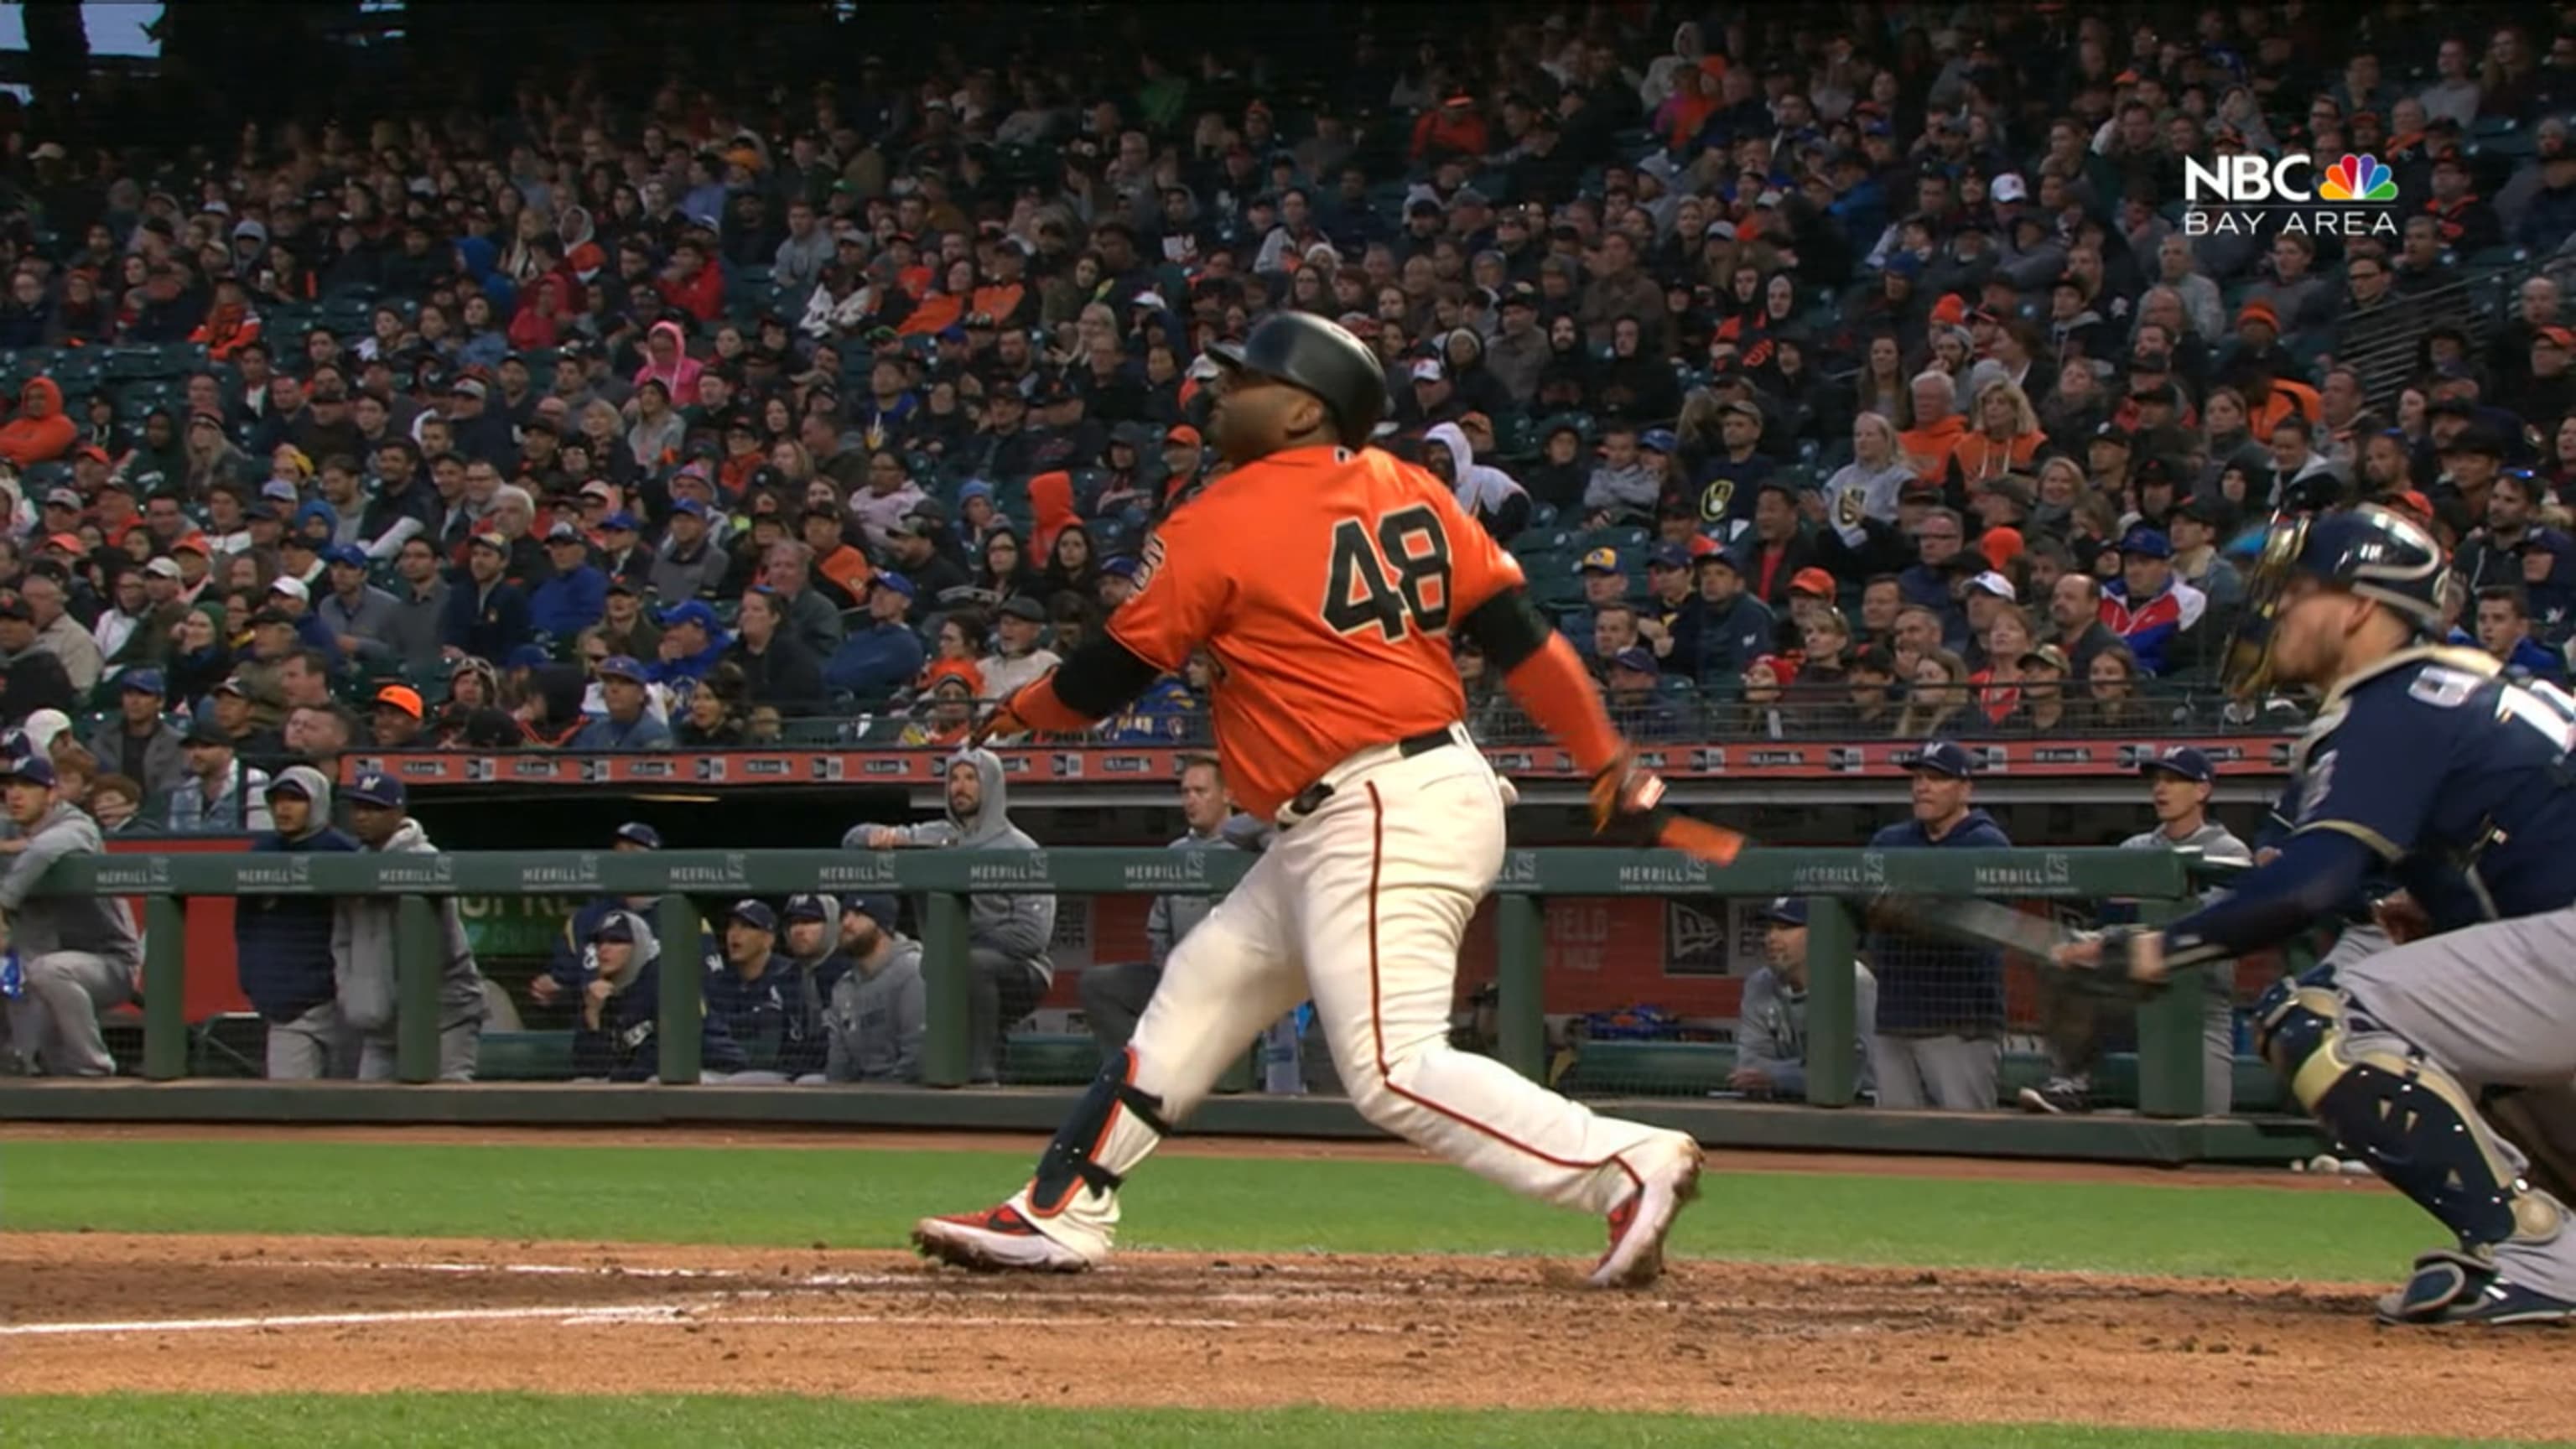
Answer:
xmin=1282 ymin=729 xmax=1457 ymax=821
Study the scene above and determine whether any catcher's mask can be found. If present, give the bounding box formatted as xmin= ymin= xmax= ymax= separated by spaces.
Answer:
xmin=2223 ymin=505 xmax=2447 ymax=698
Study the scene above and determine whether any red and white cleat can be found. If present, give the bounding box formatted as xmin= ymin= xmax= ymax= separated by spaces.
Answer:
xmin=1588 ymin=1140 xmax=1703 ymax=1289
xmin=911 ymin=1204 xmax=1093 ymax=1274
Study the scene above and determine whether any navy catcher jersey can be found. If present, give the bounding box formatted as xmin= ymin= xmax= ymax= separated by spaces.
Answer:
xmin=2288 ymin=646 xmax=2576 ymax=931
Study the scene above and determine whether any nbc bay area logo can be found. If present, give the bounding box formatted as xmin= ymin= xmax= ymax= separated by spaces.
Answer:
xmin=2182 ymin=152 xmax=2399 ymax=237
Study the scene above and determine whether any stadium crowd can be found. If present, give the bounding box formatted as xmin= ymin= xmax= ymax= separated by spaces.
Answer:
xmin=0 ymin=5 xmax=2558 ymax=827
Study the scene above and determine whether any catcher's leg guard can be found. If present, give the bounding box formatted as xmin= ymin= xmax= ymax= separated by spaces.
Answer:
xmin=2257 ymin=977 xmax=2574 ymax=1322
xmin=1005 ymin=1046 xmax=1173 ymax=1262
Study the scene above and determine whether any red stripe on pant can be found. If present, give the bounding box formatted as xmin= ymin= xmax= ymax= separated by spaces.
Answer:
xmin=1363 ymin=781 xmax=1640 ymax=1192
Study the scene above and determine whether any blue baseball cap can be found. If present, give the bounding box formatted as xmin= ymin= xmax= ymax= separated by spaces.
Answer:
xmin=1909 ymin=740 xmax=1976 ymax=779
xmin=782 ymin=892 xmax=834 ymax=923
xmin=2118 ymin=526 xmax=2173 ymax=559
xmin=345 ymin=769 xmax=407 ymax=808
xmin=590 ymin=914 xmax=637 ymax=944
xmin=117 ymin=667 xmax=164 ymax=697
xmin=504 ymin=643 xmax=551 ymax=669
xmin=1647 ymin=543 xmax=1690 ymax=570
xmin=602 ymin=511 xmax=640 ymax=532
xmin=727 ymin=899 xmax=778 ymax=932
xmin=1639 ymin=428 xmax=1678 ymax=454
xmin=844 ymin=893 xmax=899 ymax=929
xmin=871 ymin=572 xmax=917 ymax=599
xmin=614 ymin=821 xmax=662 ymax=849
xmin=1100 ymin=555 xmax=1140 ymax=579
xmin=1608 ymin=647 xmax=1660 ymax=675
xmin=2139 ymin=745 xmax=2214 ymax=784
xmin=0 ymin=753 xmax=56 ymax=787
xmin=596 ymin=655 xmax=647 ymax=683
xmin=657 ymin=600 xmax=719 ymax=632
xmin=671 ymin=497 xmax=711 ymax=519
xmin=1756 ymin=896 xmax=1808 ymax=925
xmin=957 ymin=480 xmax=995 ymax=503
xmin=324 ymin=543 xmax=368 ymax=569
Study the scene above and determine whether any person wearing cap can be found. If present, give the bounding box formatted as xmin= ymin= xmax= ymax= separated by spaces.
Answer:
xmin=1670 ymin=546 xmax=1775 ymax=687
xmin=823 ymin=892 xmax=927 ymax=1084
xmin=699 ymin=899 xmax=800 ymax=1083
xmin=846 ymin=748 xmax=1056 ymax=1085
xmin=1602 ymin=645 xmax=1685 ymax=740
xmin=0 ymin=753 xmax=138 ymax=1077
xmin=0 ymin=594 xmax=77 ymax=726
xmin=164 ymin=712 xmax=273 ymax=835
xmin=2021 ymin=747 xmax=2252 ymax=1118
xmin=818 ymin=569 xmax=927 ymax=706
xmin=647 ymin=496 xmax=724 ymax=605
xmin=1638 ymin=542 xmax=1697 ymax=644
xmin=529 ymin=522 xmax=609 ymax=641
xmin=368 ymin=683 xmax=427 ymax=750
xmin=335 ymin=770 xmax=485 ymax=1081
xmin=1732 ymin=897 xmax=1878 ymax=1103
xmin=2096 ymin=526 xmax=2207 ymax=677
xmin=766 ymin=892 xmax=860 ymax=1083
xmin=317 ymin=542 xmax=404 ymax=666
xmin=234 ymin=765 xmax=358 ymax=1080
xmin=564 ymin=907 xmax=675 ymax=1083
xmin=570 ymin=656 xmax=675 ymax=750
xmin=529 ymin=824 xmax=670 ymax=1015
xmin=441 ymin=529 xmax=534 ymax=664
xmin=1983 ymin=641 xmax=2073 ymax=735
xmin=2167 ymin=498 xmax=2246 ymax=615
xmin=84 ymin=669 xmax=184 ymax=802
xmin=979 ymin=593 xmax=1064 ymax=704
xmin=1864 ymin=740 xmax=2014 ymax=1111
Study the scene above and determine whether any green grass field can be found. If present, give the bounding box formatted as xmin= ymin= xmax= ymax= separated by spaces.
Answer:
xmin=0 ymin=1396 xmax=2527 ymax=1449
xmin=0 ymin=1138 xmax=2422 ymax=1279
xmin=0 ymin=1138 xmax=2494 ymax=1448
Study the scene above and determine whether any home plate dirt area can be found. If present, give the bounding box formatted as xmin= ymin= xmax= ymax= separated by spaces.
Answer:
xmin=0 ymin=1228 xmax=2560 ymax=1439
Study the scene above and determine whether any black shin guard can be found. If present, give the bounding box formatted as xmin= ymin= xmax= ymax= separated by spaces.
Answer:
xmin=2259 ymin=980 xmax=2565 ymax=1251
xmin=1028 ymin=1047 xmax=1172 ymax=1216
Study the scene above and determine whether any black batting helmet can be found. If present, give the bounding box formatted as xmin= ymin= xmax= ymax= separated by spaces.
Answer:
xmin=1208 ymin=313 xmax=1389 ymax=449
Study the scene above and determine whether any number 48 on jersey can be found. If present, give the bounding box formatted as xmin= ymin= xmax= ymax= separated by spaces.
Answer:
xmin=1323 ymin=504 xmax=1452 ymax=641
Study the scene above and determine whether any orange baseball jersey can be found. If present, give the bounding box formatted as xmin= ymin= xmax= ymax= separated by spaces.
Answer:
xmin=1108 ymin=444 xmax=1524 ymax=818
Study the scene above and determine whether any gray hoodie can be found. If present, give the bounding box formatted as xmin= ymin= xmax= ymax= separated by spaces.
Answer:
xmin=824 ymin=929 xmax=926 ymax=1083
xmin=332 ymin=815 xmax=486 ymax=1034
xmin=844 ymin=747 xmax=1057 ymax=980
xmin=0 ymin=801 xmax=139 ymax=966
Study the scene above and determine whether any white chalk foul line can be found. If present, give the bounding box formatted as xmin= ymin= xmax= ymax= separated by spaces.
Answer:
xmin=0 ymin=1301 xmax=1399 ymax=1338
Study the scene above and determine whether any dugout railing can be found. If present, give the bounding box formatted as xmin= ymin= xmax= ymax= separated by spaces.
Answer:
xmin=19 ymin=844 xmax=2236 ymax=1121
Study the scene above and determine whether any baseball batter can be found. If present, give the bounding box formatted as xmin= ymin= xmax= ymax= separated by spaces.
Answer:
xmin=911 ymin=314 xmax=1706 ymax=1287
xmin=2059 ymin=505 xmax=2576 ymax=1325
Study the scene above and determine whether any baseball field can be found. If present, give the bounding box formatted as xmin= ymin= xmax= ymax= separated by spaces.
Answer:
xmin=0 ymin=1124 xmax=2558 ymax=1447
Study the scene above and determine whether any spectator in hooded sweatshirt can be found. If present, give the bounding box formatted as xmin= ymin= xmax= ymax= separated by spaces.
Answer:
xmin=333 ymin=771 xmax=484 ymax=1081
xmin=232 ymin=766 xmax=359 ymax=1079
xmin=1863 ymin=742 xmax=2012 ymax=1112
xmin=631 ymin=319 xmax=704 ymax=406
xmin=847 ymin=749 xmax=1055 ymax=1084
xmin=824 ymin=893 xmax=926 ymax=1083
xmin=0 ymin=377 xmax=77 ymax=467
xmin=568 ymin=907 xmax=732 ymax=1083
xmin=0 ymin=753 xmax=138 ymax=1077
xmin=774 ymin=892 xmax=853 ymax=1083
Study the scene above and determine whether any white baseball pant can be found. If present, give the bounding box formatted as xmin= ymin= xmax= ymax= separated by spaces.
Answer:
xmin=1013 ymin=727 xmax=1690 ymax=1259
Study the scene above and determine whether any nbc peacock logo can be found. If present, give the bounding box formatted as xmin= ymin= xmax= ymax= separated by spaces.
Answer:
xmin=2317 ymin=153 xmax=2398 ymax=203
xmin=2182 ymin=148 xmax=2400 ymax=238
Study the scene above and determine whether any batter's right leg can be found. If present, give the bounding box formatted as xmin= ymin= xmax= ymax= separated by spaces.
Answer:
xmin=912 ymin=853 xmax=1306 ymax=1272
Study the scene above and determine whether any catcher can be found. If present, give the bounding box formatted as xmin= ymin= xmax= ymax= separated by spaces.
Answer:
xmin=2056 ymin=506 xmax=2576 ymax=1326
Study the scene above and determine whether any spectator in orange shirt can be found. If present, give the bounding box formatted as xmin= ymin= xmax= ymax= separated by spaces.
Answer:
xmin=800 ymin=502 xmax=873 ymax=610
xmin=1409 ymin=93 xmax=1489 ymax=165
xmin=1897 ymin=371 xmax=1968 ymax=485
xmin=0 ymin=377 xmax=77 ymax=468
xmin=1951 ymin=381 xmax=2046 ymax=485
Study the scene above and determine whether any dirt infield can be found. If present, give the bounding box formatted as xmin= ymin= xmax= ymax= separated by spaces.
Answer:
xmin=0 ymin=1229 xmax=2558 ymax=1439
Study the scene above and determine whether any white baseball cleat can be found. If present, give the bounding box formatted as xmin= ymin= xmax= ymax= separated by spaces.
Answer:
xmin=911 ymin=1204 xmax=1093 ymax=1273
xmin=1588 ymin=1140 xmax=1703 ymax=1289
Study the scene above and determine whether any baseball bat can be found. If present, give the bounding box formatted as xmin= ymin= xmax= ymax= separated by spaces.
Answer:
xmin=1862 ymin=892 xmax=2080 ymax=959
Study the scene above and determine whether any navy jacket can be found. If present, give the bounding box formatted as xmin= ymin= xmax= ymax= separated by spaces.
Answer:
xmin=441 ymin=578 xmax=532 ymax=661
xmin=1865 ymin=807 xmax=2012 ymax=1032
xmin=701 ymin=953 xmax=798 ymax=1074
xmin=233 ymin=826 xmax=359 ymax=1021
